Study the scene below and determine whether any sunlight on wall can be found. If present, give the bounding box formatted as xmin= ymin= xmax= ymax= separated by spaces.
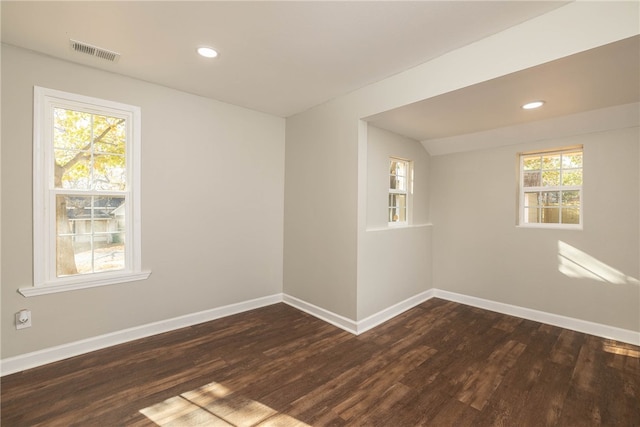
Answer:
xmin=139 ymin=381 xmax=310 ymax=426
xmin=557 ymin=241 xmax=640 ymax=286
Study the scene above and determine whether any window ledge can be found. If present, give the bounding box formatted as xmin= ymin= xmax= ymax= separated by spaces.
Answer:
xmin=516 ymin=224 xmax=582 ymax=231
xmin=19 ymin=271 xmax=151 ymax=297
xmin=366 ymin=223 xmax=433 ymax=233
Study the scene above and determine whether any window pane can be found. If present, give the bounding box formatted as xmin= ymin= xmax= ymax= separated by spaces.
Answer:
xmin=94 ymin=154 xmax=126 ymax=190
xmin=541 ymin=191 xmax=559 ymax=206
xmin=56 ymin=236 xmax=80 ymax=277
xmin=93 ymin=115 xmax=126 ymax=155
xmin=523 ymin=171 xmax=541 ymax=187
xmin=53 ymin=108 xmax=127 ymax=191
xmin=55 ymin=149 xmax=91 ymax=189
xmin=519 ymin=147 xmax=582 ymax=227
xmin=54 ymin=148 xmax=88 ymax=167
xmin=562 ymin=152 xmax=582 ymax=168
xmin=562 ymin=169 xmax=582 ymax=186
xmin=389 ymin=160 xmax=398 ymax=175
xmin=524 ymin=192 xmax=540 ymax=207
xmin=56 ymin=195 xmax=92 ymax=277
xmin=390 ymin=159 xmax=407 ymax=177
xmin=542 ymin=154 xmax=561 ymax=170
xmin=562 ymin=190 xmax=580 ymax=206
xmin=92 ymin=232 xmax=125 ymax=274
xmin=389 ymin=194 xmax=406 ymax=208
xmin=524 ymin=207 xmax=540 ymax=223
xmin=542 ymin=170 xmax=560 ymax=186
xmin=53 ymin=108 xmax=91 ymax=151
xmin=390 ymin=176 xmax=406 ymax=191
xmin=389 ymin=194 xmax=406 ymax=222
xmin=541 ymin=207 xmax=560 ymax=223
xmin=523 ymin=156 xmax=541 ymax=170
xmin=61 ymin=196 xmax=93 ymax=233
xmin=56 ymin=195 xmax=126 ymax=277
xmin=93 ymin=196 xmax=126 ymax=275
xmin=561 ymin=208 xmax=580 ymax=224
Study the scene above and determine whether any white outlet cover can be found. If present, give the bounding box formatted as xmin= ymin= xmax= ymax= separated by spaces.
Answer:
xmin=16 ymin=310 xmax=32 ymax=329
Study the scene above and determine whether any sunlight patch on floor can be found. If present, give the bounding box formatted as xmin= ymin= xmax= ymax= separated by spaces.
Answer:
xmin=602 ymin=343 xmax=640 ymax=358
xmin=139 ymin=381 xmax=311 ymax=427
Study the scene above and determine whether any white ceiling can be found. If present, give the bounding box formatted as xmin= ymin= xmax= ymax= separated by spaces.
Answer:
xmin=1 ymin=1 xmax=568 ymax=119
xmin=366 ymin=35 xmax=640 ymax=142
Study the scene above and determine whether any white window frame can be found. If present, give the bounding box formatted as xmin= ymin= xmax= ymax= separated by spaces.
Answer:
xmin=21 ymin=87 xmax=150 ymax=297
xmin=517 ymin=145 xmax=583 ymax=230
xmin=388 ymin=157 xmax=412 ymax=226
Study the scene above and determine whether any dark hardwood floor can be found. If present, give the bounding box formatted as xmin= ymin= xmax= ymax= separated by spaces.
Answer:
xmin=2 ymin=299 xmax=639 ymax=426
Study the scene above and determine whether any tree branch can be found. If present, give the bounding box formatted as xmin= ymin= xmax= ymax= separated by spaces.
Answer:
xmin=55 ymin=118 xmax=125 ymax=186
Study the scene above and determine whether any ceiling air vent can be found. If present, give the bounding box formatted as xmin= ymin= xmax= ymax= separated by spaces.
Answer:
xmin=69 ymin=39 xmax=120 ymax=62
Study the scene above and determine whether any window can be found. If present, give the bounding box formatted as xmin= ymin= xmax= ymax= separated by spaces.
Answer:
xmin=389 ymin=157 xmax=411 ymax=224
xmin=23 ymin=87 xmax=149 ymax=296
xmin=518 ymin=146 xmax=583 ymax=228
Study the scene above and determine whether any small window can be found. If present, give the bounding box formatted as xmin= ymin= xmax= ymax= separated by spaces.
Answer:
xmin=518 ymin=146 xmax=583 ymax=228
xmin=24 ymin=87 xmax=149 ymax=296
xmin=389 ymin=157 xmax=411 ymax=224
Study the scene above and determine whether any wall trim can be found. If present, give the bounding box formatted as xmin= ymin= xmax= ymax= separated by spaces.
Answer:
xmin=3 ymin=289 xmax=638 ymax=376
xmin=433 ymin=289 xmax=640 ymax=346
xmin=0 ymin=293 xmax=283 ymax=377
xmin=282 ymin=294 xmax=358 ymax=334
xmin=356 ymin=289 xmax=435 ymax=334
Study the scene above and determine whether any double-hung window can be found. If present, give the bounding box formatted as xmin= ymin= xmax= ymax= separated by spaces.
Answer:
xmin=389 ymin=157 xmax=411 ymax=225
xmin=518 ymin=146 xmax=583 ymax=228
xmin=23 ymin=87 xmax=149 ymax=296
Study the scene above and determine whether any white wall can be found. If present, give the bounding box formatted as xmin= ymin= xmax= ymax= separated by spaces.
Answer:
xmin=358 ymin=125 xmax=431 ymax=319
xmin=285 ymin=1 xmax=638 ymax=324
xmin=430 ymin=126 xmax=639 ymax=331
xmin=1 ymin=45 xmax=285 ymax=358
xmin=283 ymin=102 xmax=359 ymax=319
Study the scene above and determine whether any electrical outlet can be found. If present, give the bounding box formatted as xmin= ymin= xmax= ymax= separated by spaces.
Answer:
xmin=15 ymin=310 xmax=32 ymax=330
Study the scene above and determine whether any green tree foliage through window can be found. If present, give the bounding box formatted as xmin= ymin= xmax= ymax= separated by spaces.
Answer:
xmin=520 ymin=148 xmax=583 ymax=226
xmin=53 ymin=108 xmax=127 ymax=276
xmin=389 ymin=158 xmax=409 ymax=223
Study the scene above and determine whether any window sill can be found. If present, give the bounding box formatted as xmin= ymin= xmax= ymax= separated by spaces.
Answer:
xmin=18 ymin=270 xmax=151 ymax=297
xmin=516 ymin=224 xmax=582 ymax=231
xmin=366 ymin=223 xmax=433 ymax=232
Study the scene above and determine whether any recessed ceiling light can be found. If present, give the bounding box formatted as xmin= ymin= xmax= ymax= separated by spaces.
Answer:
xmin=522 ymin=100 xmax=545 ymax=110
xmin=197 ymin=47 xmax=218 ymax=58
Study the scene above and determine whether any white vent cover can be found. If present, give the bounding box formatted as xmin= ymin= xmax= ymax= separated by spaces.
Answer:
xmin=69 ymin=39 xmax=120 ymax=62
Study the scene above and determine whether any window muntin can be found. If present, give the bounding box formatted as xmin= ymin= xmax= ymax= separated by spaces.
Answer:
xmin=56 ymin=194 xmax=126 ymax=276
xmin=389 ymin=158 xmax=410 ymax=224
xmin=53 ymin=108 xmax=128 ymax=277
xmin=519 ymin=147 xmax=583 ymax=228
xmin=53 ymin=108 xmax=127 ymax=191
xmin=28 ymin=87 xmax=148 ymax=295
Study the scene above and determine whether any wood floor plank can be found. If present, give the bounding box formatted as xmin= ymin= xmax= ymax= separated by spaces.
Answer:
xmin=550 ymin=328 xmax=585 ymax=367
xmin=2 ymin=300 xmax=638 ymax=426
xmin=428 ymin=397 xmax=480 ymax=426
xmin=558 ymin=335 xmax=640 ymax=426
xmin=333 ymin=345 xmax=437 ymax=421
xmin=455 ymin=339 xmax=527 ymax=410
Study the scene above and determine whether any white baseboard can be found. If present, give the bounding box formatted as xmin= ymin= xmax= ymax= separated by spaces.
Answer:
xmin=433 ymin=289 xmax=640 ymax=346
xmin=3 ymin=289 xmax=638 ymax=376
xmin=0 ymin=293 xmax=283 ymax=377
xmin=356 ymin=289 xmax=435 ymax=334
xmin=282 ymin=294 xmax=358 ymax=334
xmin=285 ymin=289 xmax=639 ymax=345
